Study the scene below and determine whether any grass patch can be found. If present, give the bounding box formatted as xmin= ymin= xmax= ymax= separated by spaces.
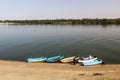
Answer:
xmin=78 ymin=73 xmax=85 ymax=76
xmin=72 ymin=78 xmax=78 ymax=80
xmin=93 ymin=73 xmax=103 ymax=76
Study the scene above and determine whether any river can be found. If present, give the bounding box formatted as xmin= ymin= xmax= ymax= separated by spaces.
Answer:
xmin=0 ymin=24 xmax=120 ymax=63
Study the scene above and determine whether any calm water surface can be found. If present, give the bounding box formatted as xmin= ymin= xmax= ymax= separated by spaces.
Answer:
xmin=0 ymin=24 xmax=120 ymax=63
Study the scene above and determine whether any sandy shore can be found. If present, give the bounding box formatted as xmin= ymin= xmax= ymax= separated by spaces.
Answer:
xmin=0 ymin=60 xmax=119 ymax=80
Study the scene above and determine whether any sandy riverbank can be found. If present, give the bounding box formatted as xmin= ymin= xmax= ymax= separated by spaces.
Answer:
xmin=0 ymin=60 xmax=119 ymax=80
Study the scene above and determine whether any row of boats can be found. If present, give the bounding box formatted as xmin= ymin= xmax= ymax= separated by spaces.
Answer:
xmin=27 ymin=55 xmax=103 ymax=66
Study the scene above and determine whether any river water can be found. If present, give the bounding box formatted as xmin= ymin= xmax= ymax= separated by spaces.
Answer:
xmin=0 ymin=24 xmax=120 ymax=63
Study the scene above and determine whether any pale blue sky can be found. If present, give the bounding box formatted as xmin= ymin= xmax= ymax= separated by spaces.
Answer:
xmin=0 ymin=0 xmax=120 ymax=20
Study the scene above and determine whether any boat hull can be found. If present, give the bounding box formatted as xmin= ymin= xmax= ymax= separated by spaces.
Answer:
xmin=78 ymin=58 xmax=97 ymax=63
xmin=27 ymin=56 xmax=47 ymax=63
xmin=46 ymin=55 xmax=64 ymax=63
xmin=61 ymin=56 xmax=79 ymax=63
xmin=82 ymin=60 xmax=103 ymax=66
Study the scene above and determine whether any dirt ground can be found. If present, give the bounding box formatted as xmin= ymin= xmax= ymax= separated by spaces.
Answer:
xmin=0 ymin=60 xmax=119 ymax=80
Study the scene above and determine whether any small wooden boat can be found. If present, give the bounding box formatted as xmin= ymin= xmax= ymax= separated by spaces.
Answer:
xmin=61 ymin=56 xmax=79 ymax=63
xmin=46 ymin=55 xmax=64 ymax=63
xmin=78 ymin=55 xmax=97 ymax=63
xmin=82 ymin=59 xmax=103 ymax=66
xmin=27 ymin=56 xmax=47 ymax=63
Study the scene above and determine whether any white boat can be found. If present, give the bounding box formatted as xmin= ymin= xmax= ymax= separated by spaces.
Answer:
xmin=61 ymin=56 xmax=79 ymax=63
xmin=78 ymin=55 xmax=97 ymax=63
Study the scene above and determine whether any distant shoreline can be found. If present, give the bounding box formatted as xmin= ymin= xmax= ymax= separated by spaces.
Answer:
xmin=0 ymin=18 xmax=120 ymax=25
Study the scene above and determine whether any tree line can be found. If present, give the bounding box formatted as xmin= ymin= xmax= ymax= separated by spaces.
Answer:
xmin=1 ymin=18 xmax=120 ymax=25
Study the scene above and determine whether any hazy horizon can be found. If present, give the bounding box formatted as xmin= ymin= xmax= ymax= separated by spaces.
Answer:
xmin=0 ymin=0 xmax=120 ymax=20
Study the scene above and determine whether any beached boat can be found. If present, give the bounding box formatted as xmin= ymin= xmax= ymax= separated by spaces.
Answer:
xmin=82 ymin=59 xmax=103 ymax=66
xmin=78 ymin=55 xmax=97 ymax=63
xmin=78 ymin=57 xmax=98 ymax=63
xmin=46 ymin=55 xmax=64 ymax=63
xmin=27 ymin=56 xmax=47 ymax=63
xmin=61 ymin=56 xmax=79 ymax=63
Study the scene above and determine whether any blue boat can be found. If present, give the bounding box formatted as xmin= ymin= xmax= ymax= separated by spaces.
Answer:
xmin=82 ymin=59 xmax=103 ymax=66
xmin=27 ymin=56 xmax=47 ymax=63
xmin=46 ymin=55 xmax=64 ymax=63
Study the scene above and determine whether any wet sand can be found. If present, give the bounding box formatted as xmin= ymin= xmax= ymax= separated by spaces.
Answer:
xmin=0 ymin=60 xmax=120 ymax=80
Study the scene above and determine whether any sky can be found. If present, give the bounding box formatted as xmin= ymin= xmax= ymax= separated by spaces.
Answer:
xmin=0 ymin=0 xmax=120 ymax=20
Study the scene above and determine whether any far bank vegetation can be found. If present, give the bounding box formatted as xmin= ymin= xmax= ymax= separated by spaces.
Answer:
xmin=0 ymin=18 xmax=120 ymax=25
